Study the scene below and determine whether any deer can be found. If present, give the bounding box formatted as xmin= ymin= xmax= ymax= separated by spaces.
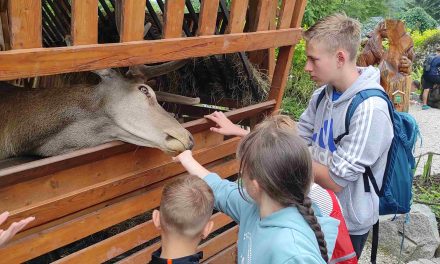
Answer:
xmin=0 ymin=60 xmax=199 ymax=162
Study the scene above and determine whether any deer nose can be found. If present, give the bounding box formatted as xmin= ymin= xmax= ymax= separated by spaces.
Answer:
xmin=164 ymin=129 xmax=194 ymax=151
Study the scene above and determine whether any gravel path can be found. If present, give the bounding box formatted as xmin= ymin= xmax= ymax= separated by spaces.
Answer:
xmin=409 ymin=103 xmax=440 ymax=176
xmin=358 ymin=103 xmax=440 ymax=264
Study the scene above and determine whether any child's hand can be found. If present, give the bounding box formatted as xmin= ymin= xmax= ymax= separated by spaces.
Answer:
xmin=204 ymin=111 xmax=249 ymax=137
xmin=0 ymin=212 xmax=35 ymax=247
xmin=173 ymin=150 xmax=194 ymax=164
xmin=173 ymin=150 xmax=211 ymax=179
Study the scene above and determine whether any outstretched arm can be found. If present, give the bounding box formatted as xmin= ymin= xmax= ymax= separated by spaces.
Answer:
xmin=174 ymin=150 xmax=251 ymax=223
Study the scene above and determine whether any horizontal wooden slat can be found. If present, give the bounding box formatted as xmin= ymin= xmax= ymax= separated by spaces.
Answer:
xmin=226 ymin=0 xmax=249 ymax=34
xmin=71 ymin=0 xmax=98 ymax=45
xmin=8 ymin=0 xmax=42 ymax=49
xmin=0 ymin=29 xmax=302 ymax=81
xmin=118 ymin=225 xmax=238 ymax=264
xmin=0 ymin=139 xmax=239 ymax=231
xmin=55 ymin=213 xmax=233 ymax=264
xmin=0 ymin=159 xmax=238 ymax=263
xmin=119 ymin=0 xmax=146 ymax=42
xmin=0 ymin=100 xmax=274 ymax=188
xmin=197 ymin=0 xmax=220 ymax=36
xmin=186 ymin=100 xmax=276 ymax=134
xmin=202 ymin=243 xmax=237 ymax=263
xmin=163 ymin=0 xmax=185 ymax=38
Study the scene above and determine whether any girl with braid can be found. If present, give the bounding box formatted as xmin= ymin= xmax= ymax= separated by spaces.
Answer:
xmin=174 ymin=115 xmax=338 ymax=263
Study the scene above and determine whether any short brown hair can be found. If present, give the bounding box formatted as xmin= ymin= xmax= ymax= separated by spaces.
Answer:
xmin=160 ymin=175 xmax=214 ymax=238
xmin=303 ymin=13 xmax=361 ymax=61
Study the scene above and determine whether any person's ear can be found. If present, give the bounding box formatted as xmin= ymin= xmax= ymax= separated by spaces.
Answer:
xmin=201 ymin=220 xmax=214 ymax=239
xmin=152 ymin=209 xmax=161 ymax=230
xmin=336 ymin=50 xmax=347 ymax=67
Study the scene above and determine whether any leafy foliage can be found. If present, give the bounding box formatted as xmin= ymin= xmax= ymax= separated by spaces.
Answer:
xmin=399 ymin=7 xmax=438 ymax=32
xmin=404 ymin=0 xmax=440 ymax=22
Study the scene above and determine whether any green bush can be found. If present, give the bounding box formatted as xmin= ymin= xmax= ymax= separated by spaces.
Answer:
xmin=399 ymin=7 xmax=438 ymax=32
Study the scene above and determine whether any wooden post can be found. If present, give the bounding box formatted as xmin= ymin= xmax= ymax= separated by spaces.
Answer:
xmin=198 ymin=0 xmax=220 ymax=36
xmin=8 ymin=0 xmax=42 ymax=49
xmin=163 ymin=0 xmax=185 ymax=38
xmin=226 ymin=0 xmax=249 ymax=34
xmin=119 ymin=0 xmax=147 ymax=42
xmin=268 ymin=0 xmax=307 ymax=111
xmin=71 ymin=0 xmax=98 ymax=45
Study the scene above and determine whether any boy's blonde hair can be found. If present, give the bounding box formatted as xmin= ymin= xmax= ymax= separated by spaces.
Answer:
xmin=303 ymin=13 xmax=361 ymax=61
xmin=160 ymin=175 xmax=214 ymax=238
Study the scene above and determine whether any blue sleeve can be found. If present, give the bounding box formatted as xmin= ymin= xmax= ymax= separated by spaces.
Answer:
xmin=281 ymin=255 xmax=323 ymax=264
xmin=204 ymin=173 xmax=252 ymax=223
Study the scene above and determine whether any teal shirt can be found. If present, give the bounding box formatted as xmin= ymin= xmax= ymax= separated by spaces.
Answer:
xmin=204 ymin=173 xmax=339 ymax=264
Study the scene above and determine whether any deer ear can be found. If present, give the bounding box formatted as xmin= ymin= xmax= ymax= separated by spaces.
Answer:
xmin=93 ymin=69 xmax=119 ymax=80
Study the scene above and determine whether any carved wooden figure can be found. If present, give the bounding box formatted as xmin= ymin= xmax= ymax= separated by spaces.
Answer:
xmin=358 ymin=19 xmax=415 ymax=112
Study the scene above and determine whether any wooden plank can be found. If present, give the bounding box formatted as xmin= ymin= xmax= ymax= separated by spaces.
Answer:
xmin=0 ymin=159 xmax=238 ymax=263
xmin=120 ymin=0 xmax=146 ymax=42
xmin=254 ymin=0 xmax=272 ymax=31
xmin=117 ymin=225 xmax=238 ymax=264
xmin=54 ymin=213 xmax=233 ymax=264
xmin=0 ymin=139 xmax=240 ymax=231
xmin=185 ymin=100 xmax=276 ymax=134
xmin=268 ymin=0 xmax=307 ymax=110
xmin=226 ymin=0 xmax=248 ymax=34
xmin=202 ymin=243 xmax=237 ymax=263
xmin=0 ymin=0 xmax=10 ymax=50
xmin=0 ymin=28 xmax=302 ymax=81
xmin=8 ymin=0 xmax=42 ymax=49
xmin=278 ymin=0 xmax=296 ymax=29
xmin=71 ymin=0 xmax=98 ymax=45
xmin=163 ymin=0 xmax=185 ymax=38
xmin=197 ymin=0 xmax=220 ymax=36
xmin=291 ymin=0 xmax=307 ymax=28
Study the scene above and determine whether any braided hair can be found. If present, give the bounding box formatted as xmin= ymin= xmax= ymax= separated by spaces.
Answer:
xmin=237 ymin=115 xmax=329 ymax=262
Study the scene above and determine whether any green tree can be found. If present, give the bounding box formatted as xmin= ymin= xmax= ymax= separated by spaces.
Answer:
xmin=399 ymin=7 xmax=438 ymax=32
xmin=405 ymin=0 xmax=440 ymax=22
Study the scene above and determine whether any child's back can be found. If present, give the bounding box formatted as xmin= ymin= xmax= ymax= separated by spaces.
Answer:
xmin=176 ymin=120 xmax=339 ymax=263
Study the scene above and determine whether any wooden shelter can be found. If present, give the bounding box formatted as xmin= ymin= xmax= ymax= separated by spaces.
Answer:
xmin=0 ymin=0 xmax=306 ymax=263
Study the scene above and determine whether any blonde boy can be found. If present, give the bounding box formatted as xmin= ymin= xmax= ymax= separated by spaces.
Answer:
xmin=298 ymin=13 xmax=393 ymax=258
xmin=151 ymin=175 xmax=214 ymax=264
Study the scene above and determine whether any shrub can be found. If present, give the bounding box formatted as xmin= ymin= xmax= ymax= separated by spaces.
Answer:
xmin=399 ymin=7 xmax=438 ymax=33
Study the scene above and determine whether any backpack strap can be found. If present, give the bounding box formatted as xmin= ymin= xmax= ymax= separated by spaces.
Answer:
xmin=338 ymin=89 xmax=394 ymax=195
xmin=315 ymin=88 xmax=326 ymax=111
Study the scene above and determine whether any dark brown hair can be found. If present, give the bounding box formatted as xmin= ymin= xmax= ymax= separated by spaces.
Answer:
xmin=237 ymin=116 xmax=328 ymax=262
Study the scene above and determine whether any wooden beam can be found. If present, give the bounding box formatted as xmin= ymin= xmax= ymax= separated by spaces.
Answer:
xmin=0 ymin=29 xmax=302 ymax=81
xmin=197 ymin=0 xmax=220 ymax=36
xmin=202 ymin=243 xmax=237 ymax=263
xmin=278 ymin=0 xmax=296 ymax=29
xmin=163 ymin=0 xmax=185 ymax=38
xmin=119 ymin=0 xmax=146 ymax=42
xmin=71 ymin=0 xmax=98 ymax=45
xmin=8 ymin=0 xmax=42 ymax=49
xmin=268 ymin=0 xmax=307 ymax=111
xmin=226 ymin=0 xmax=249 ymax=34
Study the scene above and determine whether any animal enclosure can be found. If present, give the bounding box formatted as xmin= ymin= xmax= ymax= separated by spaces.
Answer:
xmin=0 ymin=0 xmax=305 ymax=263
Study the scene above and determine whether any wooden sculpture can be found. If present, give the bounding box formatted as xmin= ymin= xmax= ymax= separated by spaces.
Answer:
xmin=358 ymin=19 xmax=414 ymax=112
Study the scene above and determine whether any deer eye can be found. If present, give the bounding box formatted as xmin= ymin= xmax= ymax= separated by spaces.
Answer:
xmin=138 ymin=86 xmax=151 ymax=97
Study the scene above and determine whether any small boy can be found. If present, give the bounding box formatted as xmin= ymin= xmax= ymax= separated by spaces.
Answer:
xmin=150 ymin=175 xmax=214 ymax=264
